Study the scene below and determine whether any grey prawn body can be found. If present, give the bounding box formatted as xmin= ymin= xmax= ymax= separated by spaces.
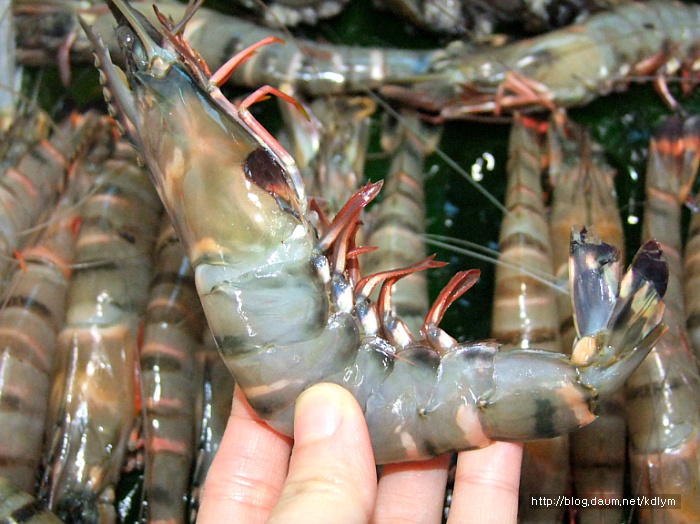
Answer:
xmin=81 ymin=0 xmax=670 ymax=464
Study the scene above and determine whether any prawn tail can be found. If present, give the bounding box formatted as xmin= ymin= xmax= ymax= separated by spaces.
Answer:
xmin=649 ymin=114 xmax=700 ymax=206
xmin=571 ymin=227 xmax=668 ymax=400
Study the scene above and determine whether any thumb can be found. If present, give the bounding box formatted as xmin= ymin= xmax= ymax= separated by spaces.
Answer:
xmin=266 ymin=383 xmax=377 ymax=524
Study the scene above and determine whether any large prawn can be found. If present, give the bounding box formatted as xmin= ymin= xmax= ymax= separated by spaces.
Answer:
xmin=626 ymin=114 xmax=700 ymax=524
xmin=382 ymin=0 xmax=700 ymax=118
xmin=547 ymin=113 xmax=628 ymax=524
xmin=15 ymin=0 xmax=700 ymax=117
xmin=39 ymin=124 xmax=163 ymax=524
xmin=81 ymin=0 xmax=669 ymax=465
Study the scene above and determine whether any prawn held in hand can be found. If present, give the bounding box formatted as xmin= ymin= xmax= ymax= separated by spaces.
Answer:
xmin=81 ymin=0 xmax=669 ymax=464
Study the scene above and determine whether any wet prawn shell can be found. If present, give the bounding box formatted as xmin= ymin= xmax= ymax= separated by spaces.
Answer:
xmin=482 ymin=352 xmax=596 ymax=440
xmin=0 ymin=476 xmax=64 ymax=524
xmin=0 ymin=266 xmax=68 ymax=491
xmin=629 ymin=436 xmax=700 ymax=523
xmin=65 ymin=168 xmax=161 ymax=325
xmin=141 ymin=322 xmax=199 ymax=523
xmin=143 ymin=227 xmax=203 ymax=334
xmin=131 ymin=66 xmax=304 ymax=266
xmin=624 ymin=329 xmax=700 ymax=452
xmin=363 ymin=345 xmax=494 ymax=463
xmin=196 ymin=236 xmax=361 ymax=433
xmin=46 ymin=323 xmax=139 ymax=495
xmin=0 ymin=265 xmax=68 ymax=369
xmin=210 ymin=311 xmax=361 ymax=434
xmin=0 ymin=350 xmax=51 ymax=491
xmin=198 ymin=255 xmax=333 ymax=352
xmin=361 ymin=345 xmax=595 ymax=463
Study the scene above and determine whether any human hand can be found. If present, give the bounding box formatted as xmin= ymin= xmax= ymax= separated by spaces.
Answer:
xmin=198 ymin=383 xmax=522 ymax=524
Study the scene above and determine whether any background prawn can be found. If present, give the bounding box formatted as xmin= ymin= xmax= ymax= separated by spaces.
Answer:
xmin=38 ymin=124 xmax=163 ymax=524
xmin=547 ymin=111 xmax=628 ymax=524
xmin=622 ymin=114 xmax=700 ymax=524
xmin=16 ymin=0 xmax=700 ymax=119
xmin=0 ymin=111 xmax=105 ymax=495
xmin=381 ymin=1 xmax=700 ymax=119
xmin=139 ymin=217 xmax=206 ymax=524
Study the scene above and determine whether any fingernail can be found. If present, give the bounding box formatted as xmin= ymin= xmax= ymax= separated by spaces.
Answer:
xmin=295 ymin=383 xmax=344 ymax=444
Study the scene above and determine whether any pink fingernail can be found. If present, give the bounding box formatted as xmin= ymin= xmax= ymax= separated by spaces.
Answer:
xmin=295 ymin=384 xmax=344 ymax=443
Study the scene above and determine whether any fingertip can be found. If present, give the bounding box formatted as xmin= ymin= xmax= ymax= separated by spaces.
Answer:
xmin=294 ymin=383 xmax=347 ymax=443
xmin=267 ymin=383 xmax=377 ymax=524
xmin=448 ymin=442 xmax=523 ymax=524
xmin=374 ymin=454 xmax=450 ymax=524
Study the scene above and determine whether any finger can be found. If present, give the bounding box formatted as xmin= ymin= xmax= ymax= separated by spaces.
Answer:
xmin=198 ymin=386 xmax=293 ymax=524
xmin=373 ymin=454 xmax=450 ymax=524
xmin=447 ymin=442 xmax=523 ymax=524
xmin=267 ymin=383 xmax=377 ymax=524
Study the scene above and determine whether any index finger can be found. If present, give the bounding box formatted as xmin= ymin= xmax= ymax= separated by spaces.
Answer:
xmin=446 ymin=442 xmax=523 ymax=524
xmin=198 ymin=386 xmax=293 ymax=524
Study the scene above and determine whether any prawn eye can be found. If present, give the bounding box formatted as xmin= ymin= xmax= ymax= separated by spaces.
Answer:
xmin=116 ymin=26 xmax=148 ymax=70
xmin=115 ymin=25 xmax=134 ymax=51
xmin=244 ymin=147 xmax=303 ymax=221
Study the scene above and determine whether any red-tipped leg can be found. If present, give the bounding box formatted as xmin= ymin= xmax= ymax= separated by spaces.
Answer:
xmin=236 ymin=86 xmax=309 ymax=174
xmin=58 ymin=30 xmax=78 ymax=87
xmin=422 ymin=270 xmax=480 ymax=337
xmin=239 ymin=85 xmax=308 ymax=120
xmin=12 ymin=249 xmax=26 ymax=273
xmin=317 ymin=181 xmax=382 ymax=254
xmin=210 ymin=37 xmax=285 ymax=87
xmin=493 ymin=72 xmax=556 ymax=116
xmin=355 ymin=255 xmax=446 ymax=302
